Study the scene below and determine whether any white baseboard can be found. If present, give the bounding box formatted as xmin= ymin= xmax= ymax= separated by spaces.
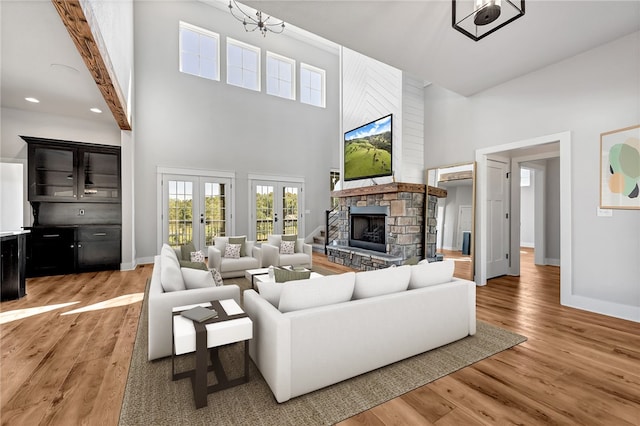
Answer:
xmin=120 ymin=261 xmax=138 ymax=271
xmin=137 ymin=256 xmax=155 ymax=266
xmin=520 ymin=242 xmax=535 ymax=248
xmin=545 ymin=258 xmax=560 ymax=266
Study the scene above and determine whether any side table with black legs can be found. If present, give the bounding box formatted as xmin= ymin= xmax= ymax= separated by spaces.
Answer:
xmin=172 ymin=299 xmax=252 ymax=409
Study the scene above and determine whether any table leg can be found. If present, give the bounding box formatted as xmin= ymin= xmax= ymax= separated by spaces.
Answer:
xmin=194 ymin=322 xmax=208 ymax=409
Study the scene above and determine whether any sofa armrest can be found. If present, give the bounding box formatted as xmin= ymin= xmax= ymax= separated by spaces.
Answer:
xmin=243 ymin=289 xmax=292 ymax=402
xmin=261 ymin=243 xmax=279 ymax=267
xmin=302 ymin=242 xmax=313 ymax=268
xmin=208 ymin=246 xmax=222 ymax=270
xmin=252 ymin=245 xmax=263 ymax=267
xmin=148 ymin=284 xmax=240 ymax=360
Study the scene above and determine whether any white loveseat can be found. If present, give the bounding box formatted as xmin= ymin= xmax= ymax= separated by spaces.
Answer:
xmin=207 ymin=236 xmax=262 ymax=278
xmin=243 ymin=260 xmax=475 ymax=403
xmin=148 ymin=245 xmax=241 ymax=360
xmin=260 ymin=234 xmax=312 ymax=268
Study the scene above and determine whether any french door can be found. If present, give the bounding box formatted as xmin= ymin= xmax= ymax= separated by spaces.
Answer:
xmin=250 ymin=178 xmax=304 ymax=242
xmin=162 ymin=174 xmax=232 ymax=251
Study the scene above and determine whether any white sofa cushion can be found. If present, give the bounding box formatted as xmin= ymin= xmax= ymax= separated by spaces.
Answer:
xmin=278 ymin=272 xmax=356 ymax=313
xmin=409 ymin=259 xmax=455 ymax=289
xmin=181 ymin=267 xmax=215 ymax=289
xmin=352 ymin=265 xmax=411 ymax=299
xmin=214 ymin=236 xmax=229 ymax=253
xmin=257 ymin=281 xmax=284 ymax=307
xmin=160 ymin=244 xmax=185 ymax=292
xmin=267 ymin=234 xmax=282 ymax=248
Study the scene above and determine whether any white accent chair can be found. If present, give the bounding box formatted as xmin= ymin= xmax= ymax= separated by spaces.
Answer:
xmin=261 ymin=234 xmax=312 ymax=269
xmin=207 ymin=236 xmax=262 ymax=278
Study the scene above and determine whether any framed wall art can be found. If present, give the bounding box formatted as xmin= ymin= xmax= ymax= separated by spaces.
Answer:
xmin=600 ymin=124 xmax=640 ymax=209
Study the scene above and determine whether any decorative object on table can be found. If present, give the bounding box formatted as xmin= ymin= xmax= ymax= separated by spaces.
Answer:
xmin=180 ymin=306 xmax=218 ymax=323
xmin=600 ymin=124 xmax=640 ymax=209
xmin=268 ymin=265 xmax=274 ymax=280
xmin=452 ymin=0 xmax=525 ymax=42
xmin=273 ymin=266 xmax=311 ymax=283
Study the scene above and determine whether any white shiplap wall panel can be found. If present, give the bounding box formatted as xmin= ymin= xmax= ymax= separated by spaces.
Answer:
xmin=401 ymin=74 xmax=425 ymax=184
xmin=342 ymin=48 xmax=402 ymax=188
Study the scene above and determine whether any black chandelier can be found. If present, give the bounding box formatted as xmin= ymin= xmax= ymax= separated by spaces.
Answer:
xmin=228 ymin=0 xmax=285 ymax=37
xmin=452 ymin=0 xmax=525 ymax=41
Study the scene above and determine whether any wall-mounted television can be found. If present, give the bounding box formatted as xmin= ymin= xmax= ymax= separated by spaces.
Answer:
xmin=344 ymin=114 xmax=392 ymax=182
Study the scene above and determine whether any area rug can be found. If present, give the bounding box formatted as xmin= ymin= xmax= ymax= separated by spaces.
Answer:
xmin=119 ymin=276 xmax=526 ymax=426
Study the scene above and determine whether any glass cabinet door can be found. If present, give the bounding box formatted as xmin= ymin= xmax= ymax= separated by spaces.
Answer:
xmin=29 ymin=146 xmax=77 ymax=200
xmin=80 ymin=150 xmax=120 ymax=200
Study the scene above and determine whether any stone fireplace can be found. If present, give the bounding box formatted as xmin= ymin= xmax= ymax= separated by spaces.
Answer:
xmin=327 ymin=182 xmax=446 ymax=270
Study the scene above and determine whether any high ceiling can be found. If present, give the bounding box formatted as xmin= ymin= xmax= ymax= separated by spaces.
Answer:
xmin=246 ymin=0 xmax=640 ymax=95
xmin=1 ymin=1 xmax=639 ymax=127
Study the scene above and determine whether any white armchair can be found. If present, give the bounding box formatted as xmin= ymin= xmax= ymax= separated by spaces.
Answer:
xmin=207 ymin=236 xmax=262 ymax=278
xmin=261 ymin=234 xmax=312 ymax=268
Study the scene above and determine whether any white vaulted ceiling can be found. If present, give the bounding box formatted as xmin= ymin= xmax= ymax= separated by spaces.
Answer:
xmin=245 ymin=0 xmax=640 ymax=95
xmin=1 ymin=1 xmax=639 ymax=127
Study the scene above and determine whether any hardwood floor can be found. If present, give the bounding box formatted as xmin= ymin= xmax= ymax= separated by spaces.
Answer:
xmin=1 ymin=249 xmax=638 ymax=425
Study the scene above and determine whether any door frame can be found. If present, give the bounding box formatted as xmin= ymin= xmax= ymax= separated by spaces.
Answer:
xmin=156 ymin=167 xmax=236 ymax=254
xmin=475 ymin=131 xmax=571 ymax=299
xmin=247 ymin=174 xmax=305 ymax=242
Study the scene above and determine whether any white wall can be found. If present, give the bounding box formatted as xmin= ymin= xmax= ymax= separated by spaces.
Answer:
xmin=133 ymin=1 xmax=340 ymax=260
xmin=0 ymin=162 xmax=23 ymax=230
xmin=424 ymin=31 xmax=640 ymax=321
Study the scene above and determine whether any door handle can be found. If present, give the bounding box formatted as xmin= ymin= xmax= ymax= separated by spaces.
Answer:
xmin=93 ymin=233 xmax=107 ymax=236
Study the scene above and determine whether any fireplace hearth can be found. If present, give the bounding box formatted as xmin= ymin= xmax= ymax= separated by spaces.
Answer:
xmin=349 ymin=206 xmax=388 ymax=253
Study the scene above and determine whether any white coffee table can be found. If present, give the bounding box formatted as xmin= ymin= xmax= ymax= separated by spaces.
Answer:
xmin=254 ymin=271 xmax=323 ymax=285
xmin=172 ymin=299 xmax=252 ymax=409
xmin=244 ymin=267 xmax=270 ymax=289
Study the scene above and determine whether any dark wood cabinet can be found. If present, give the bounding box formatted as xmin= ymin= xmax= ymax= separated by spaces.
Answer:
xmin=1 ymin=232 xmax=27 ymax=300
xmin=22 ymin=136 xmax=122 ymax=277
xmin=25 ymin=228 xmax=75 ymax=277
xmin=24 ymin=137 xmax=121 ymax=203
xmin=76 ymin=227 xmax=121 ymax=271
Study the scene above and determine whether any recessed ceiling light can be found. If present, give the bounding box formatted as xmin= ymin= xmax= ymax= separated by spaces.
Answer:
xmin=90 ymin=107 xmax=102 ymax=114
xmin=25 ymin=97 xmax=40 ymax=103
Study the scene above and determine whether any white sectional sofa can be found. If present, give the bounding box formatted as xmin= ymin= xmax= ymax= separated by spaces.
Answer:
xmin=147 ymin=244 xmax=241 ymax=360
xmin=243 ymin=260 xmax=476 ymax=403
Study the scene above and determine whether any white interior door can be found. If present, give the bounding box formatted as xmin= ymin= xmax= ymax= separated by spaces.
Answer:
xmin=162 ymin=174 xmax=231 ymax=251
xmin=487 ymin=159 xmax=510 ymax=278
xmin=251 ymin=178 xmax=304 ymax=242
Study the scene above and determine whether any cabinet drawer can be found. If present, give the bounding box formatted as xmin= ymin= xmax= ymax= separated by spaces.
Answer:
xmin=78 ymin=227 xmax=121 ymax=241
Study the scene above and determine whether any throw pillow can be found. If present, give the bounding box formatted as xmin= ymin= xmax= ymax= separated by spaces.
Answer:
xmin=160 ymin=244 xmax=186 ymax=292
xmin=278 ymin=272 xmax=356 ymax=313
xmin=210 ymin=268 xmax=224 ymax=286
xmin=181 ymin=267 xmax=215 ymax=289
xmin=274 ymin=267 xmax=311 ymax=283
xmin=228 ymin=236 xmax=247 ymax=257
xmin=190 ymin=250 xmax=205 ymax=263
xmin=352 ymin=265 xmax=411 ymax=299
xmin=408 ymin=259 xmax=455 ymax=289
xmin=280 ymin=240 xmax=295 ymax=255
xmin=224 ymin=243 xmax=241 ymax=259
xmin=281 ymin=234 xmax=297 ymax=241
xmin=180 ymin=241 xmax=196 ymax=261
xmin=179 ymin=260 xmax=208 ymax=271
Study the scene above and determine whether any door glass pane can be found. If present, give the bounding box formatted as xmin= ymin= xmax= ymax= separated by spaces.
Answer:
xmin=255 ymin=185 xmax=274 ymax=242
xmin=168 ymin=180 xmax=193 ymax=247
xmin=282 ymin=186 xmax=298 ymax=236
xmin=204 ymin=182 xmax=226 ymax=246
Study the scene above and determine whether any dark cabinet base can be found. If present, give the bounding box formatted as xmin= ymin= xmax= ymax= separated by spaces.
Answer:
xmin=25 ymin=227 xmax=121 ymax=277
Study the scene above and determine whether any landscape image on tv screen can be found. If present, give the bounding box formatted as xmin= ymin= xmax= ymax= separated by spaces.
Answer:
xmin=344 ymin=114 xmax=392 ymax=181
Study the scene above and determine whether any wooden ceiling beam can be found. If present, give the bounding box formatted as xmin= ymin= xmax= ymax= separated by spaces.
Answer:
xmin=51 ymin=0 xmax=131 ymax=131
